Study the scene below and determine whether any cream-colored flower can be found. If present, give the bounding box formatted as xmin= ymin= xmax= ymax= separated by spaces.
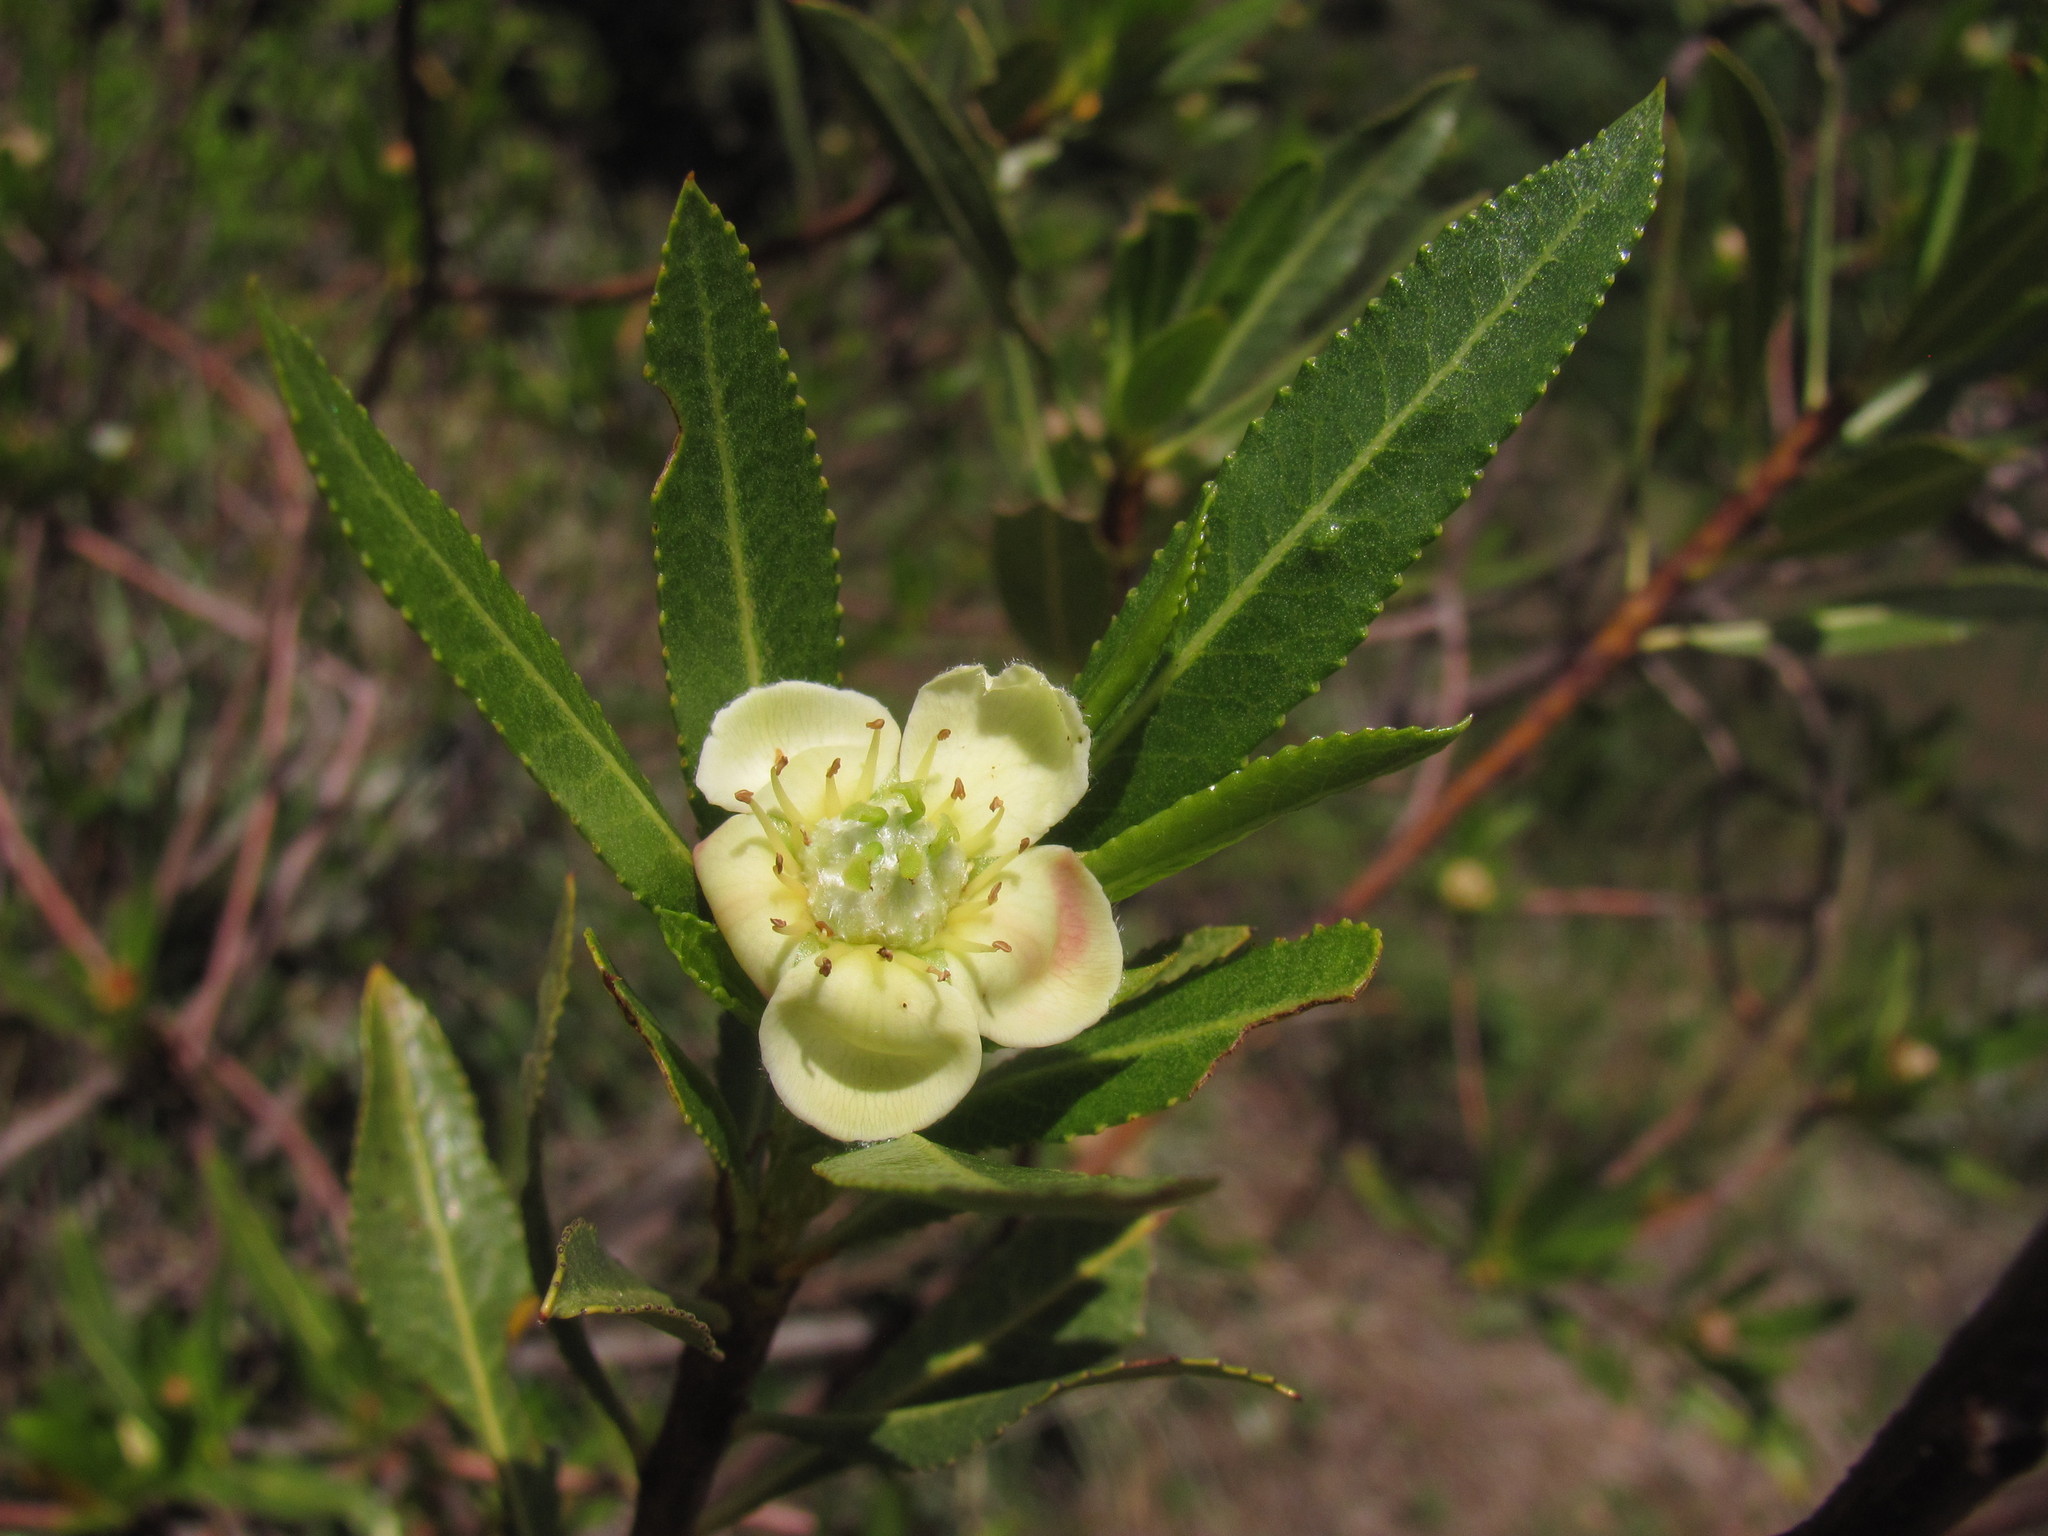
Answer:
xmin=694 ymin=664 xmax=1122 ymax=1142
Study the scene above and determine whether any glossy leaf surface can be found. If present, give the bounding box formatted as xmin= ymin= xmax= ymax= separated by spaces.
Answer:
xmin=931 ymin=921 xmax=1381 ymax=1150
xmin=1064 ymin=89 xmax=1664 ymax=844
xmin=646 ymin=179 xmax=843 ymax=771
xmin=260 ymin=305 xmax=696 ymax=915
xmin=814 ymin=1135 xmax=1214 ymax=1217
xmin=587 ymin=931 xmax=743 ymax=1177
xmin=349 ymin=968 xmax=534 ymax=1461
xmin=1113 ymin=925 xmax=1253 ymax=1006
xmin=1073 ymin=501 xmax=1208 ymax=735
xmin=541 ymin=1219 xmax=720 ymax=1355
xmin=657 ymin=906 xmax=767 ymax=1025
xmin=1082 ymin=722 xmax=1466 ymax=901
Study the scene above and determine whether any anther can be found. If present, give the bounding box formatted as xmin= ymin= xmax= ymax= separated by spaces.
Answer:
xmin=989 ymin=796 xmax=1003 ymax=812
xmin=772 ymin=749 xmax=789 ymax=774
xmin=937 ymin=728 xmax=952 ymax=740
xmin=952 ymin=778 xmax=966 ymax=800
xmin=816 ymin=956 xmax=833 ymax=976
xmin=815 ymin=921 xmax=831 ymax=935
xmin=734 ymin=789 xmax=754 ymax=803
xmin=774 ymin=854 xmax=784 ymax=875
xmin=876 ymin=947 xmax=893 ymax=960
xmin=770 ymin=917 xmax=788 ymax=932
xmin=1019 ymin=837 xmax=1031 ymax=852
xmin=867 ymin=719 xmax=885 ymax=730
xmin=827 ymin=758 xmax=842 ymax=777
xmin=990 ymin=939 xmax=1011 ymax=952
xmin=988 ymin=883 xmax=1001 ymax=904
xmin=927 ymin=966 xmax=951 ymax=982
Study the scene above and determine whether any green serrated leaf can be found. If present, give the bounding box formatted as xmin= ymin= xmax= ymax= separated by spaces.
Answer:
xmin=1082 ymin=722 xmax=1465 ymax=901
xmin=646 ymin=179 xmax=843 ymax=772
xmin=992 ymin=505 xmax=1115 ymax=675
xmin=793 ymin=0 xmax=1024 ymax=330
xmin=586 ymin=930 xmax=744 ymax=1178
xmin=1188 ymin=71 xmax=1467 ymax=417
xmin=1065 ymin=88 xmax=1665 ymax=845
xmin=931 ymin=921 xmax=1381 ymax=1151
xmin=540 ymin=1218 xmax=721 ymax=1356
xmin=1114 ymin=307 xmax=1229 ymax=439
xmin=657 ymin=906 xmax=767 ymax=1025
xmin=1073 ymin=498 xmax=1208 ymax=735
xmin=1113 ymin=925 xmax=1253 ymax=1006
xmin=350 ymin=967 xmax=535 ymax=1462
xmin=1769 ymin=436 xmax=1984 ymax=555
xmin=751 ymin=1356 xmax=1297 ymax=1471
xmin=814 ymin=1135 xmax=1214 ymax=1217
xmin=1700 ymin=41 xmax=1788 ymax=401
xmin=257 ymin=302 xmax=695 ymax=916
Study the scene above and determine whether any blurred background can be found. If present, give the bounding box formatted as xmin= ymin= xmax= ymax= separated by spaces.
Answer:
xmin=4 ymin=0 xmax=2048 ymax=1531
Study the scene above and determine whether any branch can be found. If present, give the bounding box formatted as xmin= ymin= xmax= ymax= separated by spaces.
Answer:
xmin=0 ymin=778 xmax=133 ymax=1010
xmin=1329 ymin=402 xmax=1843 ymax=918
xmin=1780 ymin=1204 xmax=2048 ymax=1536
xmin=0 ymin=1062 xmax=122 ymax=1176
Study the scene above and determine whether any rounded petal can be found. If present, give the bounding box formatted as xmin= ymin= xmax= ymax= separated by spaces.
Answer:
xmin=943 ymin=845 xmax=1121 ymax=1049
xmin=900 ymin=664 xmax=1089 ymax=843
xmin=695 ymin=814 xmax=813 ymax=994
xmin=697 ymin=682 xmax=901 ymax=812
xmin=759 ymin=946 xmax=985 ymax=1141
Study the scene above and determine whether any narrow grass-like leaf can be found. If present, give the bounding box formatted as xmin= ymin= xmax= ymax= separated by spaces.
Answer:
xmin=1064 ymin=89 xmax=1664 ymax=844
xmin=992 ymin=505 xmax=1114 ymax=674
xmin=750 ymin=1357 xmax=1297 ymax=1471
xmin=1113 ymin=925 xmax=1252 ymax=1006
xmin=1887 ymin=191 xmax=2048 ymax=377
xmin=794 ymin=0 xmax=1023 ymax=328
xmin=587 ymin=930 xmax=744 ymax=1177
xmin=259 ymin=304 xmax=695 ymax=914
xmin=202 ymin=1151 xmax=356 ymax=1401
xmin=814 ymin=1135 xmax=1214 ymax=1217
xmin=1187 ymin=72 xmax=1467 ymax=416
xmin=1073 ymin=498 xmax=1208 ymax=736
xmin=657 ymin=907 xmax=767 ymax=1025
xmin=646 ymin=179 xmax=842 ymax=771
xmin=931 ymin=921 xmax=1381 ymax=1151
xmin=1701 ymin=42 xmax=1788 ymax=400
xmin=350 ymin=967 xmax=534 ymax=1461
xmin=1769 ymin=437 xmax=1985 ymax=555
xmin=1082 ymin=722 xmax=1465 ymax=901
xmin=1643 ymin=605 xmax=1974 ymax=659
xmin=541 ymin=1219 xmax=721 ymax=1356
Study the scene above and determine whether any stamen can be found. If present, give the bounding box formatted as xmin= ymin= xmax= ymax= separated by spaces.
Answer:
xmin=988 ymin=882 xmax=1001 ymax=904
xmin=937 ymin=728 xmax=951 ymax=740
xmin=1019 ymin=837 xmax=1031 ymax=852
xmin=734 ymin=789 xmax=754 ymax=803
xmin=823 ymin=757 xmax=843 ymax=815
xmin=990 ymin=939 xmax=1011 ymax=952
xmin=827 ymin=758 xmax=842 ymax=776
xmin=867 ymin=719 xmax=885 ymax=730
xmin=770 ymin=917 xmax=788 ymax=932
xmin=952 ymin=777 xmax=966 ymax=800
xmin=772 ymin=750 xmax=789 ymax=774
xmin=816 ymin=956 xmax=832 ymax=976
xmin=747 ymin=798 xmax=801 ymax=862
xmin=876 ymin=947 xmax=893 ymax=960
xmin=926 ymin=966 xmax=951 ymax=982
xmin=989 ymin=796 xmax=1003 ymax=812
xmin=769 ymin=761 xmax=806 ymax=827
xmin=858 ymin=721 xmax=885 ymax=798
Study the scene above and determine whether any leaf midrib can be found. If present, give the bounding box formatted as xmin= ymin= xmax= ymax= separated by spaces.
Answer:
xmin=383 ymin=1011 xmax=511 ymax=1461
xmin=1166 ymin=171 xmax=1617 ymax=691
xmin=683 ymin=242 xmax=765 ymax=689
xmin=311 ymin=380 xmax=690 ymax=871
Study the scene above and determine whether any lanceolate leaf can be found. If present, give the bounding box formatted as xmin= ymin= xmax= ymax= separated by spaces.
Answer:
xmin=1107 ymin=207 xmax=1206 ymax=375
xmin=1887 ymin=191 xmax=2048 ymax=378
xmin=751 ymin=1357 xmax=1298 ymax=1471
xmin=259 ymin=305 xmax=696 ymax=915
xmin=1192 ymin=158 xmax=1317 ymax=318
xmin=814 ymin=1135 xmax=1215 ymax=1217
xmin=646 ymin=179 xmax=842 ymax=772
xmin=350 ymin=968 xmax=535 ymax=1462
xmin=1769 ymin=437 xmax=1984 ymax=555
xmin=1114 ymin=307 xmax=1229 ymax=438
xmin=1187 ymin=72 xmax=1468 ymax=417
xmin=1073 ymin=499 xmax=1209 ymax=735
xmin=540 ymin=1219 xmax=720 ymax=1356
xmin=657 ymin=907 xmax=767 ymax=1025
xmin=1082 ymin=722 xmax=1466 ymax=901
xmin=1064 ymin=89 xmax=1665 ymax=845
xmin=931 ymin=921 xmax=1381 ymax=1151
xmin=793 ymin=0 xmax=1023 ymax=329
xmin=586 ymin=931 xmax=744 ymax=1178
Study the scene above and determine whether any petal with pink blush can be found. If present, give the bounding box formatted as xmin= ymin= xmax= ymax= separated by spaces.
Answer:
xmin=759 ymin=946 xmax=986 ymax=1142
xmin=694 ymin=813 xmax=814 ymax=994
xmin=696 ymin=681 xmax=901 ymax=812
xmin=944 ymin=845 xmax=1121 ymax=1049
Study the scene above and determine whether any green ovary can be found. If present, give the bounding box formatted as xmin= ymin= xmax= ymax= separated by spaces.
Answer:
xmin=802 ymin=786 xmax=967 ymax=948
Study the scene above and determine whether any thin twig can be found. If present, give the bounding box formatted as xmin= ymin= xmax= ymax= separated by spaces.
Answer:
xmin=1329 ymin=402 xmax=1843 ymax=919
xmin=0 ymin=1062 xmax=122 ymax=1176
xmin=0 ymin=778 xmax=132 ymax=1009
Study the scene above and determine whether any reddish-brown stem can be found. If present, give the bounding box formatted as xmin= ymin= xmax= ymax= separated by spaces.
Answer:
xmin=0 ymin=779 xmax=133 ymax=1009
xmin=1329 ymin=402 xmax=1842 ymax=919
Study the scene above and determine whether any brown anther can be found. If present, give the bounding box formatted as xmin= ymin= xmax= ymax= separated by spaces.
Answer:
xmin=990 ymin=939 xmax=1012 ymax=952
xmin=774 ymin=854 xmax=784 ymax=874
xmin=772 ymin=749 xmax=789 ymax=774
xmin=827 ymin=758 xmax=842 ymax=777
xmin=936 ymin=728 xmax=952 ymax=740
xmin=988 ymin=882 xmax=1002 ymax=904
xmin=1019 ymin=837 xmax=1031 ymax=852
xmin=816 ymin=956 xmax=833 ymax=976
xmin=815 ymin=920 xmax=831 ymax=934
xmin=770 ymin=917 xmax=788 ymax=931
xmin=989 ymin=796 xmax=1003 ymax=812
xmin=867 ymin=719 xmax=886 ymax=730
xmin=734 ymin=789 xmax=755 ymax=803
xmin=801 ymin=829 xmax=812 ymax=846
xmin=952 ymin=777 xmax=966 ymax=800
xmin=927 ymin=966 xmax=951 ymax=982
xmin=876 ymin=947 xmax=893 ymax=960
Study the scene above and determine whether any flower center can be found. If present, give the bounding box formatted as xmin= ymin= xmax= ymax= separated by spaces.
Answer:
xmin=801 ymin=783 xmax=969 ymax=949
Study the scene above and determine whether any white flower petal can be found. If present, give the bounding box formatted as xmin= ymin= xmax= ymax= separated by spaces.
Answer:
xmin=695 ymin=814 xmax=814 ymax=994
xmin=696 ymin=681 xmax=901 ymax=812
xmin=900 ymin=664 xmax=1089 ymax=843
xmin=759 ymin=946 xmax=985 ymax=1141
xmin=944 ymin=845 xmax=1121 ymax=1049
